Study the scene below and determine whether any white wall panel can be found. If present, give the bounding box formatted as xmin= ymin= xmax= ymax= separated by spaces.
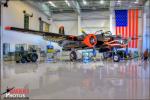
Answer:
xmin=51 ymin=20 xmax=78 ymax=36
xmin=51 ymin=11 xmax=110 ymax=35
xmin=2 ymin=0 xmax=51 ymax=52
xmin=50 ymin=13 xmax=78 ymax=35
xmin=81 ymin=19 xmax=109 ymax=33
xmin=2 ymin=1 xmax=49 ymax=30
xmin=81 ymin=11 xmax=110 ymax=34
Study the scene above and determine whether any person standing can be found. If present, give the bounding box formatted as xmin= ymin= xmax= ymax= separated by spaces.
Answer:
xmin=144 ymin=49 xmax=148 ymax=61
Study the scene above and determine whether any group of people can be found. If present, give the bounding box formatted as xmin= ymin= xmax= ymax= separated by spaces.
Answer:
xmin=129 ymin=49 xmax=149 ymax=61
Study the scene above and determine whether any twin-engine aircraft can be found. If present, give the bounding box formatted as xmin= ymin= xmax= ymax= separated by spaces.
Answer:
xmin=5 ymin=26 xmax=135 ymax=61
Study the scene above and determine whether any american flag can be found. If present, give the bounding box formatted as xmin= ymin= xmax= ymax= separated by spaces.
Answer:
xmin=115 ymin=9 xmax=139 ymax=48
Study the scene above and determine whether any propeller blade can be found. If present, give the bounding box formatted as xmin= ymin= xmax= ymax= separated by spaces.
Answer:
xmin=81 ymin=29 xmax=87 ymax=35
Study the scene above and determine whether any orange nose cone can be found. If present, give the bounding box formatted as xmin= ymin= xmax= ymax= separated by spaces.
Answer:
xmin=83 ymin=34 xmax=97 ymax=48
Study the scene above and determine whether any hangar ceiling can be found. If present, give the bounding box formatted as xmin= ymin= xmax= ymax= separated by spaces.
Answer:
xmin=24 ymin=0 xmax=148 ymax=17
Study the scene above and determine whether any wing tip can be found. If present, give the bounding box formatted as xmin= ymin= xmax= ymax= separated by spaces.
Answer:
xmin=5 ymin=26 xmax=12 ymax=30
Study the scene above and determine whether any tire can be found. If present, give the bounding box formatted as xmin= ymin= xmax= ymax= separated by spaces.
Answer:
xmin=103 ymin=52 xmax=111 ymax=59
xmin=30 ymin=53 xmax=38 ymax=62
xmin=70 ymin=51 xmax=77 ymax=61
xmin=16 ymin=61 xmax=20 ymax=63
xmin=26 ymin=54 xmax=31 ymax=62
xmin=21 ymin=57 xmax=26 ymax=63
xmin=113 ymin=54 xmax=120 ymax=62
xmin=15 ymin=53 xmax=22 ymax=63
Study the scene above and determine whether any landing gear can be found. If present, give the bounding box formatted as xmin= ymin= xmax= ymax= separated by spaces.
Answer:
xmin=113 ymin=54 xmax=120 ymax=62
xmin=21 ymin=57 xmax=26 ymax=63
xmin=112 ymin=47 xmax=120 ymax=62
xmin=70 ymin=50 xmax=77 ymax=61
xmin=30 ymin=53 xmax=38 ymax=62
xmin=103 ymin=52 xmax=112 ymax=59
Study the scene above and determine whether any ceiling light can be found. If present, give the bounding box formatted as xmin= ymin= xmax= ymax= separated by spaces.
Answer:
xmin=65 ymin=0 xmax=70 ymax=7
xmin=100 ymin=0 xmax=104 ymax=4
xmin=117 ymin=0 xmax=121 ymax=3
xmin=134 ymin=0 xmax=139 ymax=4
xmin=83 ymin=0 xmax=87 ymax=5
xmin=48 ymin=1 xmax=56 ymax=7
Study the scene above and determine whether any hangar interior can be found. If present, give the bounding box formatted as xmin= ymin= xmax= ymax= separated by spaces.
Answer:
xmin=0 ymin=0 xmax=150 ymax=99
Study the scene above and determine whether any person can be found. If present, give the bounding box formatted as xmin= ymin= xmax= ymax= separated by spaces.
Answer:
xmin=92 ymin=49 xmax=96 ymax=57
xmin=144 ymin=49 xmax=148 ymax=61
xmin=92 ymin=49 xmax=97 ymax=62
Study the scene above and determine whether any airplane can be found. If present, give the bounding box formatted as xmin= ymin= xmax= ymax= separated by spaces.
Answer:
xmin=5 ymin=26 xmax=136 ymax=62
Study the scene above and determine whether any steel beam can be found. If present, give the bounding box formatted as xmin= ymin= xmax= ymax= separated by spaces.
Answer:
xmin=68 ymin=0 xmax=80 ymax=15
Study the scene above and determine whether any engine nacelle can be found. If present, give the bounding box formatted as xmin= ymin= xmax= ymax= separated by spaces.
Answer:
xmin=82 ymin=34 xmax=97 ymax=48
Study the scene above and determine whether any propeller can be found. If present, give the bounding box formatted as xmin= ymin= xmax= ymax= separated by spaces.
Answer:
xmin=81 ymin=29 xmax=87 ymax=35
xmin=80 ymin=29 xmax=97 ymax=48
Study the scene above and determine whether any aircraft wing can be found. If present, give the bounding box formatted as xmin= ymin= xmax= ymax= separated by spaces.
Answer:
xmin=5 ymin=26 xmax=77 ymax=42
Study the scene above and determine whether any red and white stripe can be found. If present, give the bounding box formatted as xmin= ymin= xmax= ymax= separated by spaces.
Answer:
xmin=115 ymin=9 xmax=139 ymax=48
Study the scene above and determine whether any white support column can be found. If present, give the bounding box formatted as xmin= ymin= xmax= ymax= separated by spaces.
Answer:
xmin=142 ymin=0 xmax=150 ymax=52
xmin=110 ymin=11 xmax=115 ymax=35
xmin=110 ymin=1 xmax=115 ymax=35
xmin=142 ymin=11 xmax=147 ymax=52
xmin=68 ymin=0 xmax=80 ymax=15
xmin=77 ymin=14 xmax=81 ymax=35
xmin=0 ymin=4 xmax=4 ymax=80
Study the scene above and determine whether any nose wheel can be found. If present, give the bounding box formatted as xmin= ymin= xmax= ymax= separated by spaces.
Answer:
xmin=113 ymin=54 xmax=120 ymax=62
xmin=70 ymin=51 xmax=77 ymax=61
xmin=112 ymin=47 xmax=120 ymax=62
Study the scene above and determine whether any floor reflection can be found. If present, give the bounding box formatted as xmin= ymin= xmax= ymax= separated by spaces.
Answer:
xmin=1 ymin=60 xmax=150 ymax=99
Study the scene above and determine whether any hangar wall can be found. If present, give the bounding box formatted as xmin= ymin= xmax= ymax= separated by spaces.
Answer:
xmin=51 ymin=11 xmax=110 ymax=35
xmin=51 ymin=13 xmax=78 ymax=36
xmin=81 ymin=11 xmax=110 ymax=33
xmin=1 ymin=0 xmax=50 ymax=52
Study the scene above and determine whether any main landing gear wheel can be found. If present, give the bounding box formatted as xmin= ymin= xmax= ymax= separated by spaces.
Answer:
xmin=70 ymin=51 xmax=77 ymax=61
xmin=21 ymin=57 xmax=26 ymax=63
xmin=113 ymin=54 xmax=120 ymax=62
xmin=30 ymin=53 xmax=38 ymax=62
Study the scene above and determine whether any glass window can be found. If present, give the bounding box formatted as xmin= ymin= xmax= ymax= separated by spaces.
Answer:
xmin=44 ymin=22 xmax=50 ymax=32
xmin=3 ymin=43 xmax=10 ymax=56
xmin=24 ymin=15 xmax=29 ymax=29
xmin=39 ymin=20 xmax=43 ymax=31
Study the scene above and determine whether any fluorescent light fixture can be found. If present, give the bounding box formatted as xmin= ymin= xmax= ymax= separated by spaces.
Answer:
xmin=134 ymin=0 xmax=139 ymax=3
xmin=117 ymin=0 xmax=121 ymax=5
xmin=65 ymin=0 xmax=70 ymax=7
xmin=117 ymin=0 xmax=121 ymax=3
xmin=48 ymin=1 xmax=56 ymax=7
xmin=100 ymin=0 xmax=104 ymax=4
xmin=83 ymin=0 xmax=87 ymax=5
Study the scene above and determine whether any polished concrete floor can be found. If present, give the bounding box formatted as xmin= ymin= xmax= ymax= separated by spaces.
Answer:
xmin=1 ymin=59 xmax=150 ymax=99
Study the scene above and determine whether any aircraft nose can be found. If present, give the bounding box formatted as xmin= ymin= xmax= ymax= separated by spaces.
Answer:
xmin=90 ymin=36 xmax=96 ymax=45
xmin=83 ymin=34 xmax=97 ymax=48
